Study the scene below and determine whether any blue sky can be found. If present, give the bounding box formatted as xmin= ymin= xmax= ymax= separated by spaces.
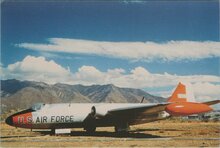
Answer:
xmin=1 ymin=1 xmax=220 ymax=105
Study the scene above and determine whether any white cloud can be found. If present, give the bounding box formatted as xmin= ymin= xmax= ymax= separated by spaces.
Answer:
xmin=2 ymin=56 xmax=220 ymax=106
xmin=71 ymin=65 xmax=220 ymax=105
xmin=0 ymin=64 xmax=5 ymax=79
xmin=16 ymin=38 xmax=220 ymax=62
xmin=2 ymin=56 xmax=73 ymax=84
xmin=74 ymin=66 xmax=105 ymax=85
xmin=192 ymin=82 xmax=220 ymax=102
xmin=72 ymin=65 xmax=220 ymax=88
xmin=39 ymin=52 xmax=74 ymax=60
xmin=39 ymin=52 xmax=60 ymax=58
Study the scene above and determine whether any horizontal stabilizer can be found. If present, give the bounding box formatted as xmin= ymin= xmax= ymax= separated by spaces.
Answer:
xmin=202 ymin=100 xmax=220 ymax=106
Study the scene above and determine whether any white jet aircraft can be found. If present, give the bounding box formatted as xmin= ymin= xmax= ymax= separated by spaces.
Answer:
xmin=5 ymin=82 xmax=220 ymax=134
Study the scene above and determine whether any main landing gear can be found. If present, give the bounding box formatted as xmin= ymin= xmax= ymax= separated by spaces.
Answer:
xmin=114 ymin=122 xmax=130 ymax=133
xmin=83 ymin=106 xmax=96 ymax=133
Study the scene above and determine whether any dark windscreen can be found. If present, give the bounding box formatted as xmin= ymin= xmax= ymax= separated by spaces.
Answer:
xmin=31 ymin=103 xmax=45 ymax=111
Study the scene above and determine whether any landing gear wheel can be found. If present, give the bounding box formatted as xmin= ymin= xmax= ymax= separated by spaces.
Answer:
xmin=84 ymin=119 xmax=96 ymax=133
xmin=85 ymin=126 xmax=96 ymax=133
xmin=51 ymin=129 xmax=55 ymax=135
xmin=114 ymin=123 xmax=130 ymax=133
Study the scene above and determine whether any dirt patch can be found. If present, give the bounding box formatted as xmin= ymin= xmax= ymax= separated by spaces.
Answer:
xmin=1 ymin=120 xmax=220 ymax=147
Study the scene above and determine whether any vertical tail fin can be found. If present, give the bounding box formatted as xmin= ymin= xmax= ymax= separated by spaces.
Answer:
xmin=168 ymin=82 xmax=195 ymax=103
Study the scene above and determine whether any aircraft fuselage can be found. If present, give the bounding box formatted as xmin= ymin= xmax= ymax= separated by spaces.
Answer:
xmin=6 ymin=103 xmax=169 ymax=130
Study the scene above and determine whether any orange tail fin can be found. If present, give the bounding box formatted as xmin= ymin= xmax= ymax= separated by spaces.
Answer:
xmin=168 ymin=82 xmax=187 ymax=103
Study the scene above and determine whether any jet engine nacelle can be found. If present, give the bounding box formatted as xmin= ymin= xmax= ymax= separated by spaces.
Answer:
xmin=93 ymin=105 xmax=109 ymax=117
xmin=165 ymin=102 xmax=212 ymax=116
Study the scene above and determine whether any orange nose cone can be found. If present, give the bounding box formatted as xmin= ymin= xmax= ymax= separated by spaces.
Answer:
xmin=165 ymin=102 xmax=212 ymax=116
xmin=12 ymin=112 xmax=33 ymax=128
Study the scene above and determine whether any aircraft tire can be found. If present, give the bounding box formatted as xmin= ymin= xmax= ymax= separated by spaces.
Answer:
xmin=85 ymin=126 xmax=96 ymax=133
xmin=114 ymin=123 xmax=130 ymax=133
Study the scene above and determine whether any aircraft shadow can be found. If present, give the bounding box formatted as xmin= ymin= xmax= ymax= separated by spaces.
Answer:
xmin=35 ymin=130 xmax=162 ymax=138
xmin=131 ymin=128 xmax=184 ymax=132
xmin=2 ymin=128 xmax=180 ymax=139
xmin=71 ymin=131 xmax=162 ymax=138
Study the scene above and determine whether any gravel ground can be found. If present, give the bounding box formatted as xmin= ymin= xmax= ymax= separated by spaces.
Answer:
xmin=1 ymin=120 xmax=220 ymax=147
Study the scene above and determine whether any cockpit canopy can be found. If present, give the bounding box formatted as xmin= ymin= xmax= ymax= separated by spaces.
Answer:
xmin=31 ymin=103 xmax=45 ymax=111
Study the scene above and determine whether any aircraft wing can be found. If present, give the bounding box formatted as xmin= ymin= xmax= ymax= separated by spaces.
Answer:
xmin=202 ymin=100 xmax=220 ymax=105
xmin=105 ymin=103 xmax=169 ymax=125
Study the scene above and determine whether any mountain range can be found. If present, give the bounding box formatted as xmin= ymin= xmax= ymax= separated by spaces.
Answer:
xmin=1 ymin=79 xmax=167 ymax=113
